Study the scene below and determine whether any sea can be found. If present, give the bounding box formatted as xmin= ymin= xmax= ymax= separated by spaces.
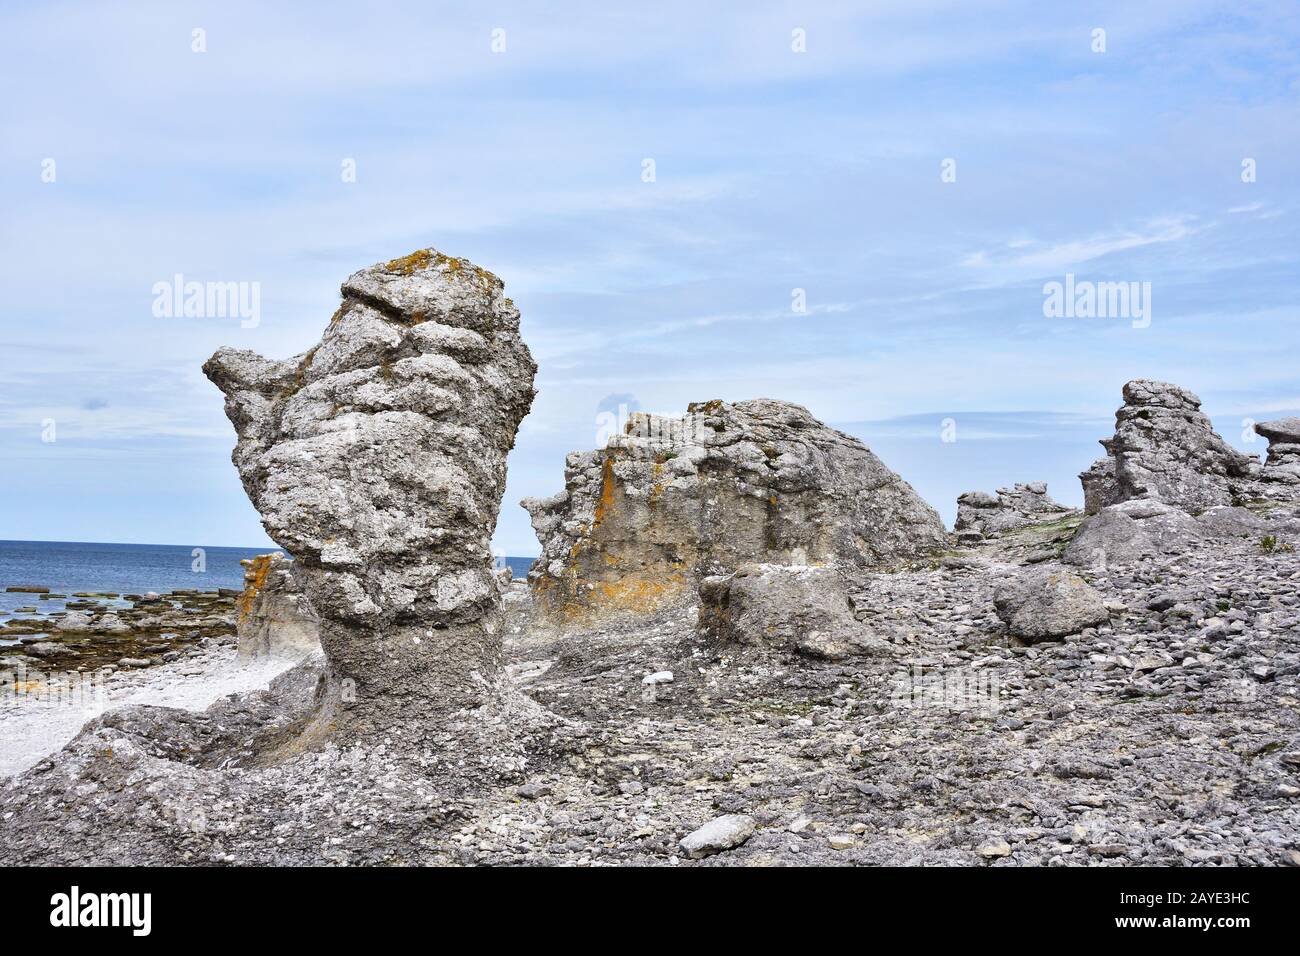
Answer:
xmin=0 ymin=540 xmax=535 ymax=640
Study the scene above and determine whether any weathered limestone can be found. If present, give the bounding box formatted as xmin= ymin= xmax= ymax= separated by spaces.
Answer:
xmin=993 ymin=567 xmax=1109 ymax=642
xmin=236 ymin=553 xmax=320 ymax=660
xmin=1255 ymin=418 xmax=1300 ymax=485
xmin=955 ymin=481 xmax=1074 ymax=538
xmin=204 ymin=249 xmax=536 ymax=730
xmin=522 ymin=399 xmax=945 ymax=622
xmin=1080 ymin=380 xmax=1260 ymax=514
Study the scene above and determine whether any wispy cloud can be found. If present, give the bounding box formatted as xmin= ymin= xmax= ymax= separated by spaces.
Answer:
xmin=961 ymin=216 xmax=1201 ymax=272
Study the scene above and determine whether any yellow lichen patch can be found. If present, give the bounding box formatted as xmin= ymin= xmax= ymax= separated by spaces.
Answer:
xmin=383 ymin=249 xmax=503 ymax=293
xmin=385 ymin=249 xmax=436 ymax=274
xmin=592 ymin=573 xmax=687 ymax=614
xmin=688 ymin=399 xmax=724 ymax=414
xmin=238 ymin=554 xmax=274 ymax=624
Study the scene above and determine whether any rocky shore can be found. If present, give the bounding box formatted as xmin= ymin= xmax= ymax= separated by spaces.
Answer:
xmin=1 ymin=587 xmax=240 ymax=674
xmin=0 ymin=586 xmax=295 ymax=778
xmin=1 ymin=251 xmax=1297 ymax=867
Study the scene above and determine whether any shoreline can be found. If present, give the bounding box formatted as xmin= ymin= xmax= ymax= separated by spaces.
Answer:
xmin=0 ymin=635 xmax=295 ymax=778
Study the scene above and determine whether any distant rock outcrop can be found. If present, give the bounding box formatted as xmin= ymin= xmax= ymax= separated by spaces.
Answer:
xmin=205 ymin=248 xmax=536 ymax=730
xmin=955 ymin=481 xmax=1075 ymax=538
xmin=1079 ymin=380 xmax=1260 ymax=515
xmin=1255 ymin=418 xmax=1300 ymax=486
xmin=522 ymin=399 xmax=946 ymax=622
xmin=236 ymin=553 xmax=320 ymax=660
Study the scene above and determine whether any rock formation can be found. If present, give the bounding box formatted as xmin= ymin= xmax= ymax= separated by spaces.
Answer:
xmin=522 ymin=399 xmax=945 ymax=622
xmin=235 ymin=553 xmax=320 ymax=660
xmin=954 ymin=481 xmax=1074 ymax=538
xmin=1255 ymin=417 xmax=1300 ymax=486
xmin=204 ymin=248 xmax=536 ymax=730
xmin=1079 ymin=380 xmax=1259 ymax=514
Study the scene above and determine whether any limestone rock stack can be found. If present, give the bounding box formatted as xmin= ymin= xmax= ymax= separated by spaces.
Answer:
xmin=235 ymin=553 xmax=320 ymax=660
xmin=1079 ymin=380 xmax=1259 ymax=514
xmin=1254 ymin=417 xmax=1300 ymax=487
xmin=522 ymin=399 xmax=946 ymax=622
xmin=204 ymin=249 xmax=536 ymax=729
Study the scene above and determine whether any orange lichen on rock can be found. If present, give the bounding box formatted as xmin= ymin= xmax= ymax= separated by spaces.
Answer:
xmin=593 ymin=456 xmax=617 ymax=526
xmin=237 ymin=554 xmax=274 ymax=624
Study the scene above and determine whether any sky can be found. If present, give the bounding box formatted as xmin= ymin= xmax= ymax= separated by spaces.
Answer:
xmin=1 ymin=0 xmax=1298 ymax=555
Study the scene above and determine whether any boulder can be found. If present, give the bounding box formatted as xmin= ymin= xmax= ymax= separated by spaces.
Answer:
xmin=697 ymin=563 xmax=885 ymax=660
xmin=993 ymin=567 xmax=1109 ymax=641
xmin=93 ymin=613 xmax=130 ymax=635
xmin=1063 ymin=497 xmax=1280 ymax=569
xmin=1080 ymin=380 xmax=1260 ymax=514
xmin=1063 ymin=499 xmax=1204 ymax=568
xmin=522 ymin=399 xmax=945 ymax=622
xmin=54 ymin=611 xmax=93 ymax=632
xmin=235 ymin=553 xmax=321 ymax=660
xmin=679 ymin=814 xmax=756 ymax=859
xmin=955 ymin=481 xmax=1075 ymax=536
xmin=204 ymin=248 xmax=536 ymax=730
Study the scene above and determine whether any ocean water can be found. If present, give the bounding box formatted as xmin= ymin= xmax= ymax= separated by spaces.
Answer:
xmin=502 ymin=556 xmax=535 ymax=580
xmin=0 ymin=540 xmax=536 ymax=629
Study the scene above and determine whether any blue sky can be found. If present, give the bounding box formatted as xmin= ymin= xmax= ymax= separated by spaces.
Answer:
xmin=1 ymin=1 xmax=1298 ymax=554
